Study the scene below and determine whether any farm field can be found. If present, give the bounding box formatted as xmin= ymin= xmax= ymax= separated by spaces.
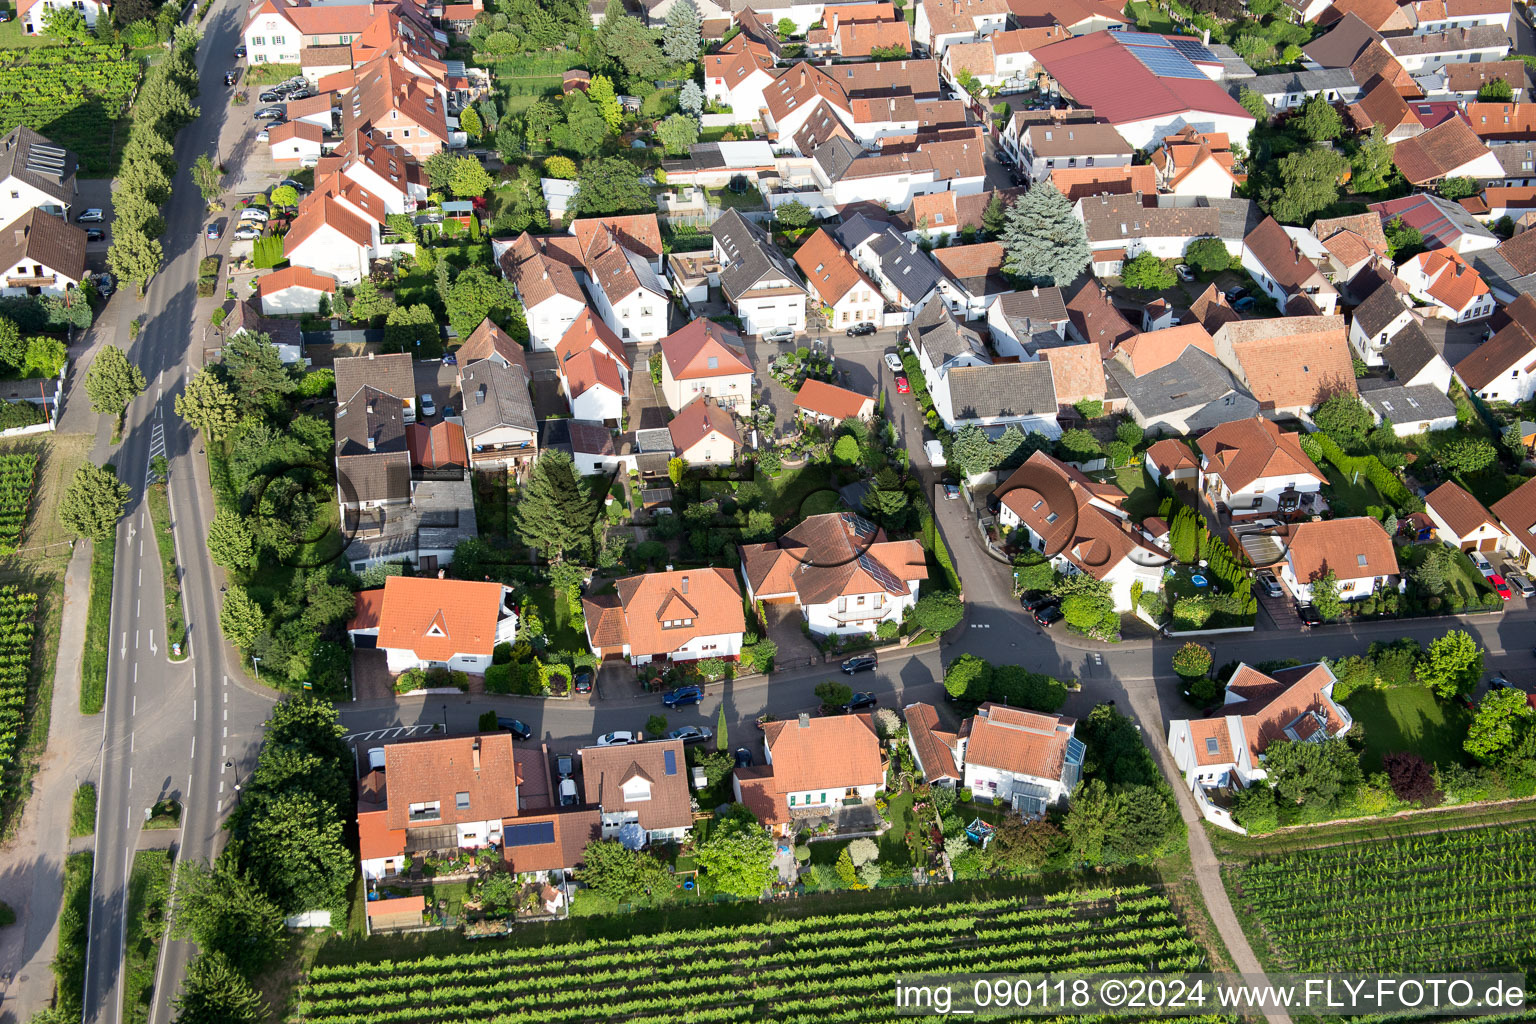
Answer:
xmin=1229 ymin=823 xmax=1536 ymax=973
xmin=0 ymin=452 xmax=38 ymax=554
xmin=295 ymin=885 xmax=1216 ymax=1023
xmin=0 ymin=44 xmax=142 ymax=174
xmin=0 ymin=588 xmax=40 ymax=813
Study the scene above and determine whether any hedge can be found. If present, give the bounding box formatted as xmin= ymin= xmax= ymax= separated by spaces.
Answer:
xmin=1300 ymin=432 xmax=1419 ymax=513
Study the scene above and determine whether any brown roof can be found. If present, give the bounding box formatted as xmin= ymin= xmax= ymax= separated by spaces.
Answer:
xmin=1244 ymin=216 xmax=1331 ymax=294
xmin=995 ymin=451 xmax=1160 ymax=579
xmin=0 ymin=207 xmax=85 ymax=285
xmin=585 ymin=569 xmax=745 ymax=658
xmin=333 ymin=351 xmax=414 ymax=403
xmin=920 ymin=0 xmax=1009 ymax=36
xmin=1216 ymin=316 xmax=1356 ymax=411
xmin=350 ymin=588 xmax=386 ymax=631
xmin=503 ymin=808 xmax=602 ymax=873
xmin=381 ymin=733 xmax=521 ymax=831
xmin=1408 ymin=247 xmax=1489 ymax=312
xmin=760 ymin=714 xmax=883 ymax=793
xmin=1426 ymin=480 xmax=1500 ymax=539
xmin=1189 ymin=283 xmax=1240 ymax=334
xmin=1500 ymin=229 xmax=1536 ymax=278
xmin=257 ymin=265 xmax=337 ymax=297
xmin=1318 ymin=0 xmax=1409 ymax=31
xmin=660 ymin=318 xmax=752 ymax=379
xmin=1023 ymin=121 xmax=1131 ymax=157
xmin=1444 ymin=60 xmax=1525 ymax=95
xmin=556 ymin=310 xmax=628 ymax=399
xmin=579 ymin=740 xmax=693 ymax=831
xmin=405 ymin=421 xmax=468 ymax=471
xmin=838 ymin=57 xmax=941 ymax=98
xmin=1492 ymin=475 xmax=1536 ymax=559
xmin=765 ymin=63 xmax=851 ymax=125
xmin=500 ymin=231 xmax=586 ymax=310
xmin=1116 ymin=323 xmax=1215 ymax=376
xmin=375 ymin=576 xmax=509 ymax=662
xmin=286 ymin=91 xmax=336 ymax=119
xmin=1197 ymin=417 xmax=1326 ymax=492
xmin=1194 ymin=662 xmax=1346 ymax=763
xmin=1454 ymin=294 xmax=1536 ymax=389
xmin=944 ymin=39 xmax=995 ymax=77
xmin=740 ymin=512 xmax=926 ymax=604
xmin=1351 ymin=78 xmax=1416 ymax=135
xmin=1049 ymin=164 xmax=1158 ymax=203
xmin=837 ymin=17 xmax=911 ymax=55
xmin=962 ymin=703 xmax=1076 ymax=781
xmin=1039 ymin=343 xmax=1104 ymax=405
xmin=286 ymin=190 xmax=372 ymax=252
xmin=793 ymin=379 xmax=875 ymax=420
xmin=1065 ymin=280 xmax=1137 ymax=358
xmin=903 ymin=703 xmax=960 ymax=782
xmin=1393 ymin=116 xmax=1494 ymax=184
xmin=932 ymin=241 xmax=1004 ymax=285
xmin=1146 ymin=437 xmax=1199 ymax=476
xmin=793 ymin=227 xmax=877 ymax=305
xmin=669 ymin=395 xmax=740 ymax=454
xmin=1285 ymin=516 xmax=1397 ymax=582
xmin=459 ymin=317 xmax=530 ymax=372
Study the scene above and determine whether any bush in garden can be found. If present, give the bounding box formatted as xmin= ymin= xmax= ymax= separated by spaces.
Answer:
xmin=1171 ymin=642 xmax=1212 ymax=679
xmin=848 ymin=838 xmax=879 ymax=867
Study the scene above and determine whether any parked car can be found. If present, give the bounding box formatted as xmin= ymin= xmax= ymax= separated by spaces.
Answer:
xmin=573 ymin=668 xmax=593 ymax=694
xmin=367 ymin=747 xmax=385 ymax=772
xmin=1489 ymin=676 xmax=1510 ymax=690
xmin=85 ymin=227 xmax=105 ymax=243
xmin=1021 ymin=594 xmax=1057 ymax=613
xmin=924 ymin=439 xmax=946 ymax=466
xmin=255 ymin=129 xmax=270 ymax=142
xmin=1471 ymin=551 xmax=1496 ymax=577
xmin=254 ymin=106 xmax=286 ymax=120
xmin=841 ymin=654 xmax=877 ymax=675
xmin=762 ymin=326 xmax=795 ymax=343
xmin=667 ymin=725 xmax=713 ymax=745
xmin=1225 ymin=286 xmax=1248 ymax=300
xmin=847 ymin=321 xmax=877 ymax=337
xmin=895 ymin=376 xmax=910 ymax=394
xmin=75 ymin=208 xmax=104 ymax=223
xmin=594 ymin=730 xmax=640 ymax=747
xmin=258 ymin=90 xmax=283 ymax=103
xmin=1491 ymin=574 xmax=1513 ymax=601
xmin=1174 ymin=263 xmax=1194 ymax=282
xmin=558 ymin=778 xmax=578 ymax=806
xmin=224 ymin=70 xmax=238 ymax=86
xmin=419 ymin=393 xmax=436 ymax=418
xmin=844 ymin=691 xmax=878 ymax=713
xmin=206 ymin=221 xmax=221 ymax=240
xmin=233 ymin=44 xmax=246 ymax=57
xmin=1508 ymin=571 xmax=1535 ymax=598
xmin=662 ymin=684 xmax=703 ymax=708
xmin=238 ymin=207 xmax=269 ymax=223
xmin=1034 ymin=604 xmax=1063 ymax=627
xmin=1232 ymin=296 xmax=1257 ymax=312
xmin=555 ymin=753 xmax=574 ymax=778
xmin=278 ymin=177 xmax=306 ymax=193
xmin=734 ymin=747 xmax=753 ymax=768
xmin=496 ymin=717 xmax=532 ymax=741
xmin=288 ymin=87 xmax=313 ymax=100
xmin=943 ymin=483 xmax=960 ymax=501
xmin=232 ymin=224 xmax=261 ymax=241
xmin=95 ymin=273 xmax=115 ymax=296
xmin=1255 ymin=570 xmax=1283 ymax=598
xmin=0 ymin=11 xmax=11 ymax=21
xmin=883 ymin=352 xmax=902 ymax=372
xmin=1298 ymin=604 xmax=1324 ymax=627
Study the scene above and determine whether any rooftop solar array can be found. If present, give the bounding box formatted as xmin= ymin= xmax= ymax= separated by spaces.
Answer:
xmin=857 ymin=551 xmax=905 ymax=595
xmin=504 ymin=821 xmax=556 ymax=847
xmin=1169 ymin=36 xmax=1218 ymax=64
xmin=663 ymin=749 xmax=677 ymax=776
xmin=25 ymin=143 xmax=68 ymax=180
xmin=1119 ymin=33 xmax=1211 ymax=81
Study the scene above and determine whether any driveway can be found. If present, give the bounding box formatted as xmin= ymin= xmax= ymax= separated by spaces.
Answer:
xmin=763 ymin=603 xmax=822 ymax=673
xmin=627 ymin=352 xmax=670 ymax=430
xmin=353 ymin=649 xmax=395 ymax=701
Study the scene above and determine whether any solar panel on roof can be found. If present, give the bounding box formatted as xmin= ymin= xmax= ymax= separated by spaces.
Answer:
xmin=1169 ymin=36 xmax=1217 ymax=62
xmin=858 ymin=551 xmax=905 ymax=595
xmin=504 ymin=821 xmax=556 ymax=847
xmin=1126 ymin=43 xmax=1209 ymax=80
xmin=663 ymin=749 xmax=677 ymax=776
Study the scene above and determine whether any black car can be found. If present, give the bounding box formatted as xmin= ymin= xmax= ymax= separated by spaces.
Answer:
xmin=1020 ymin=593 xmax=1055 ymax=613
xmin=234 ymin=44 xmax=246 ymax=58
xmin=85 ymin=228 xmax=104 ymax=243
xmin=1298 ymin=604 xmax=1324 ymax=627
xmin=1034 ymin=604 xmax=1063 ymax=627
xmin=258 ymin=89 xmax=282 ymax=103
xmin=496 ymin=716 xmax=532 ymax=741
xmin=844 ymin=691 xmax=878 ymax=713
xmin=845 ymin=321 xmax=877 ymax=337
xmin=224 ymin=70 xmax=238 ymax=86
xmin=841 ymin=654 xmax=877 ymax=675
xmin=734 ymin=747 xmax=754 ymax=769
xmin=1490 ymin=676 xmax=1510 ymax=691
xmin=254 ymin=106 xmax=286 ymax=120
xmin=573 ymin=668 xmax=593 ymax=694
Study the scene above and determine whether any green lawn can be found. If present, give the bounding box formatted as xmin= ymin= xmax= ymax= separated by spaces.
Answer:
xmin=527 ymin=586 xmax=588 ymax=655
xmin=1113 ymin=464 xmax=1162 ymax=520
xmin=761 ymin=464 xmax=837 ymax=524
xmin=0 ymin=17 xmax=58 ymax=47
xmin=1398 ymin=543 xmax=1492 ymax=605
xmin=1321 ymin=470 xmax=1387 ymax=519
xmin=69 ymin=783 xmax=95 ymax=838
xmin=123 ymin=850 xmax=173 ymax=1024
xmin=1127 ymin=0 xmax=1178 ymax=33
xmin=1343 ymin=684 xmax=1473 ymax=772
xmin=876 ymin=790 xmax=918 ymax=868
xmin=79 ymin=532 xmax=115 ymax=715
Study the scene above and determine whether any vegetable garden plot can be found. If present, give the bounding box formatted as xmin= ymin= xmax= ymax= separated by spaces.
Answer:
xmin=294 ymin=886 xmax=1222 ymax=1023
xmin=0 ymin=453 xmax=38 ymax=556
xmin=1233 ymin=824 xmax=1536 ymax=972
xmin=0 ymin=45 xmax=142 ymax=173
xmin=0 ymin=587 xmax=39 ymax=799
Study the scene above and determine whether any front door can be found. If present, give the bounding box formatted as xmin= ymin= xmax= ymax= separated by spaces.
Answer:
xmin=421 ymin=554 xmax=438 ymax=573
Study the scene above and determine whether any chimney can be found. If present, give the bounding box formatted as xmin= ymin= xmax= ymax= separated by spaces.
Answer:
xmin=1032 ymin=284 xmax=1039 ymax=296
xmin=366 ymin=435 xmax=376 ymax=451
xmin=798 ymin=712 xmax=810 ymax=728
xmin=368 ymin=351 xmax=376 ymax=360
xmin=472 ymin=737 xmax=481 ymax=770
xmin=1203 ymin=27 xmax=1210 ymax=45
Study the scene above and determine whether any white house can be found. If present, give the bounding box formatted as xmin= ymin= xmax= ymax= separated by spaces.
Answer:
xmin=735 ymin=714 xmax=885 ymax=836
xmin=794 ymin=228 xmax=884 ymax=330
xmin=712 ymin=209 xmax=807 ymax=337
xmin=580 ymin=739 xmax=693 ymax=845
xmin=1347 ymin=283 xmax=1420 ymax=369
xmin=1144 ymin=438 xmax=1202 ymax=490
xmin=1241 ymin=217 xmax=1340 ymax=317
xmin=1196 ymin=418 xmax=1328 ymax=517
xmin=836 ymin=216 xmax=945 ymax=312
xmin=284 ymin=193 xmax=376 ymax=286
xmin=1397 ymin=247 xmax=1495 ymax=321
xmin=21 ymin=0 xmax=108 ymax=35
xmin=555 ymin=310 xmax=629 ymax=425
xmin=268 ymin=121 xmax=325 ymax=167
xmin=581 ymin=569 xmax=745 ymax=665
xmin=702 ymin=35 xmax=777 ymax=124
xmin=347 ymin=576 xmax=517 ymax=675
xmin=913 ymin=0 xmax=1008 ymax=54
xmin=1424 ymin=480 xmax=1510 ymax=552
xmin=1359 ymin=382 xmax=1458 ymax=436
xmin=0 ymin=208 xmax=84 ymax=298
xmin=258 ymin=265 xmax=336 ymax=315
xmin=1275 ymin=517 xmax=1398 ymax=605
xmin=906 ymin=703 xmax=1084 ymax=814
xmin=739 ymin=512 xmax=927 ymax=636
xmin=582 ymin=226 xmax=669 ymax=344
xmin=242 ymin=0 xmax=378 ymax=66
xmin=1015 ymin=122 xmax=1133 ymax=184
xmin=1167 ymin=662 xmax=1352 ymax=832
xmin=1453 ymin=294 xmax=1536 ymax=402
xmin=995 ymin=451 xmax=1169 ymax=611
xmin=669 ymin=395 xmax=740 ymax=466
xmin=658 ymin=317 xmax=754 ymax=415
xmin=0 ymin=127 xmax=76 ymax=226
xmin=496 ymin=232 xmax=588 ymax=352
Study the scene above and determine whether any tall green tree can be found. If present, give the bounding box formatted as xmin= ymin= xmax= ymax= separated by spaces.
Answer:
xmin=444 ymin=266 xmax=517 ymax=339
xmin=1416 ymin=629 xmax=1483 ymax=699
xmin=553 ymin=93 xmax=611 ymax=157
xmin=171 ymin=859 xmax=287 ymax=974
xmin=574 ymin=839 xmax=674 ymax=903
xmin=82 ymin=345 xmax=145 ymax=419
xmin=60 ymin=463 xmax=130 ymax=540
xmin=1001 ymin=181 xmax=1090 ymax=285
xmin=1465 ymin=687 xmax=1536 ymax=763
xmin=588 ymin=74 xmax=624 ymax=132
xmin=981 ymin=192 xmax=1007 ymax=237
xmin=173 ymin=951 xmax=268 ymax=1024
xmin=1269 ymin=148 xmax=1348 ymax=224
xmin=220 ymin=586 xmax=266 ymax=649
xmin=448 ymin=155 xmax=494 ymax=198
xmin=423 ymin=151 xmax=458 ymax=192
xmin=107 ymin=226 xmax=165 ymax=295
xmin=206 ymin=509 xmax=256 ymax=571
xmin=571 ymin=156 xmax=655 ymax=215
xmin=221 ymin=331 xmax=294 ymax=413
xmin=1264 ymin=738 xmax=1362 ymax=808
xmin=658 ymin=113 xmax=699 ymax=156
xmin=175 ymin=368 xmax=238 ymax=440
xmin=1238 ymin=86 xmax=1268 ymax=121
xmin=1297 ymin=93 xmax=1343 ymax=141
xmin=694 ymin=810 xmax=776 ymax=898
xmin=1308 ymin=568 xmax=1341 ymax=620
xmin=1313 ymin=392 xmax=1373 ymax=448
xmin=662 ymin=0 xmax=702 ymax=61
xmin=192 ymin=154 xmax=222 ymax=204
xmin=458 ymin=105 xmax=483 ymax=141
xmin=514 ymin=449 xmax=598 ymax=560
xmin=1351 ymin=127 xmax=1393 ymax=192
xmin=1119 ymin=253 xmax=1175 ymax=290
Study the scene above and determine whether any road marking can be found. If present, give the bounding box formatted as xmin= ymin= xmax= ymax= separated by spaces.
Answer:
xmin=130 ymin=732 xmax=134 ymax=753
xmin=133 ymin=663 xmax=137 ymax=684
xmin=138 ymin=568 xmax=141 ymax=586
xmin=222 ymin=726 xmax=227 ymax=738
xmin=219 ymin=781 xmax=223 ymax=794
xmin=192 ymin=700 xmax=196 ymax=721
xmin=219 ymin=760 xmax=225 ymax=774
xmin=149 ymin=631 xmax=156 ymax=656
xmin=223 ymin=708 xmax=227 ymax=721
xmin=120 ymin=632 xmax=126 ymax=657
xmin=127 ymin=767 xmax=132 ymax=790
xmin=138 ymin=540 xmax=142 ymax=557
xmin=131 ymin=695 xmax=136 ymax=716
xmin=136 ymin=599 xmax=140 ymax=617
xmin=190 ymin=736 xmax=195 ymax=759
xmin=134 ymin=629 xmax=139 ymax=650
xmin=221 ymin=745 xmax=226 ymax=758
xmin=222 ymin=690 xmax=227 ymax=703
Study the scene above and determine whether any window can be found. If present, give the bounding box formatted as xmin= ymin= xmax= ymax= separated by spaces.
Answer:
xmin=252 ymin=35 xmax=265 ymax=44
xmin=8 ymin=192 xmax=16 ymax=200
xmin=789 ymin=794 xmax=796 ymax=806
xmin=455 ymin=792 xmax=470 ymax=811
xmin=402 ymin=129 xmax=411 ymax=137
xmin=1205 ymin=737 xmax=1219 ymax=756
xmin=272 ymin=34 xmax=285 ymax=43
xmin=407 ymin=801 xmax=441 ymax=822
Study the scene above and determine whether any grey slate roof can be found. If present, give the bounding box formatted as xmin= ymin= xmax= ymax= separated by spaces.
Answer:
xmin=1105 ymin=346 xmax=1251 ymax=419
xmin=711 ymin=208 xmax=804 ymax=298
xmin=1359 ymin=382 xmax=1456 ymax=424
xmin=1381 ymin=318 xmax=1442 ymax=383
xmin=1471 ymin=248 xmax=1536 ymax=303
xmin=0 ymin=126 xmax=76 ymax=206
xmin=460 ymin=358 xmax=536 ymax=437
xmin=334 ymin=385 xmax=411 ymax=504
xmin=945 ymin=361 xmax=1057 ymax=422
xmin=1079 ymin=193 xmax=1220 ymax=244
xmin=865 ymin=226 xmax=943 ymax=302
xmin=1208 ymin=43 xmax=1256 ymax=80
xmin=1351 ymin=281 xmax=1412 ymax=338
xmin=1385 ymin=25 xmax=1510 ymax=57
xmin=1204 ymin=198 xmax=1262 ymax=242
xmin=1302 ymin=12 xmax=1383 ymax=69
xmin=995 ymin=286 xmax=1068 ymax=327
xmin=833 ymin=212 xmax=885 ymax=251
xmin=812 ymin=137 xmax=863 ymax=183
xmin=1493 ymin=145 xmax=1535 ymax=178
xmin=910 ymin=299 xmax=985 ymax=369
xmin=1232 ymin=68 xmax=1360 ymax=100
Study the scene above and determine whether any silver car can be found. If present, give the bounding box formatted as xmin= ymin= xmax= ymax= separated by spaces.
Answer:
xmin=762 ymin=327 xmax=795 ymax=343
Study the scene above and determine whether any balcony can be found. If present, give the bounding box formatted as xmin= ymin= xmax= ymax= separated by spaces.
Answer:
xmin=5 ymin=274 xmax=54 ymax=289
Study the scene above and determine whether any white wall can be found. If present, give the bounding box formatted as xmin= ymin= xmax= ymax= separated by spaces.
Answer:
xmin=523 ymin=293 xmax=586 ymax=352
xmin=1464 ymin=362 xmax=1536 ymax=403
xmin=735 ymin=290 xmax=806 ymax=336
xmin=262 ymin=285 xmax=331 ymax=315
xmin=1348 ymin=307 xmax=1415 ymax=367
xmin=595 ymin=283 xmax=668 ymax=344
xmin=662 ymin=363 xmax=754 ymax=415
xmin=244 ymin=11 xmax=302 ymax=64
xmin=1205 ymin=471 xmax=1324 ymax=515
xmin=804 ymin=586 xmax=916 ymax=635
xmin=568 ymin=382 xmax=624 ymax=423
xmin=0 ymin=177 xmax=71 ymax=227
xmin=289 ymin=228 xmax=370 ymax=286
xmin=630 ymin=630 xmax=743 ymax=665
xmin=24 ymin=0 xmax=105 ymax=33
xmin=1109 ymin=110 xmax=1255 ymax=153
xmin=384 ymin=647 xmax=495 ymax=675
xmin=680 ymin=429 xmax=737 ymax=466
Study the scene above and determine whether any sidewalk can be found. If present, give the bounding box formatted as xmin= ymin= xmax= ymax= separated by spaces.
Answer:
xmin=0 ymin=540 xmax=102 ymax=1024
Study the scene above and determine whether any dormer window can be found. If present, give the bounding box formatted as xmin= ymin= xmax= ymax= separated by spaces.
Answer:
xmin=455 ymin=792 xmax=470 ymax=811
xmin=621 ymin=776 xmax=652 ymax=802
xmin=408 ymin=800 xmax=440 ymax=822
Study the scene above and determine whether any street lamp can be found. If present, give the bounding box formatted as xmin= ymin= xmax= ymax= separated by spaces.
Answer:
xmin=250 ymin=655 xmax=261 ymax=680
xmin=441 ymin=703 xmax=448 ymax=733
xmin=225 ymin=759 xmax=242 ymax=789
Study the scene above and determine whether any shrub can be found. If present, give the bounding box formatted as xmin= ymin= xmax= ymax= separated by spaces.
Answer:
xmin=1231 ymin=785 xmax=1278 ymax=833
xmin=1383 ymin=751 xmax=1439 ymax=805
xmin=1171 ymin=642 xmax=1212 ymax=679
xmin=493 ymin=642 xmax=513 ymax=664
xmin=876 ymin=620 xmax=898 ymax=639
xmin=1172 ymin=596 xmax=1213 ymax=629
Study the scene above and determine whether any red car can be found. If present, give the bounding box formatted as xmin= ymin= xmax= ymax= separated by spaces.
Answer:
xmin=895 ymin=376 xmax=910 ymax=394
xmin=1492 ymin=574 xmax=1513 ymax=601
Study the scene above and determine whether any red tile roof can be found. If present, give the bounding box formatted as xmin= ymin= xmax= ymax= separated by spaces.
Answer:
xmin=794 ymin=227 xmax=878 ymax=305
xmin=1426 ymin=481 xmax=1500 ymax=539
xmin=660 ymin=318 xmax=752 ymax=379
xmin=794 ymin=379 xmax=875 ymax=420
xmin=1492 ymin=474 xmax=1536 ymax=560
xmin=579 ymin=739 xmax=693 ymax=831
xmin=1197 ymin=418 xmax=1326 ymax=492
xmin=257 ymin=265 xmax=337 ymax=297
xmin=1284 ymin=516 xmax=1397 ymax=582
xmin=1146 ymin=437 xmax=1199 ymax=477
xmin=669 ymin=395 xmax=741 ymax=454
xmin=405 ymin=421 xmax=468 ymax=471
xmin=963 ymin=703 xmax=1077 ymax=780
xmin=760 ymin=714 xmax=883 ymax=793
xmin=375 ymin=576 xmax=509 ymax=662
xmin=1216 ymin=316 xmax=1356 ymax=411
xmin=904 ymin=702 xmax=960 ymax=782
xmin=380 ymin=733 xmax=521 ymax=831
xmin=582 ymin=569 xmax=744 ymax=659
xmin=1392 ymin=115 xmax=1494 ymax=184
xmin=1116 ymin=323 xmax=1215 ymax=376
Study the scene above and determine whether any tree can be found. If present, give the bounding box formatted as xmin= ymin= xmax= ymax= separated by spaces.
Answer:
xmin=985 ymin=816 xmax=1062 ymax=874
xmin=1269 ymin=147 xmax=1348 ymax=224
xmin=1384 ymin=216 xmax=1422 ymax=258
xmin=269 ymin=184 xmax=299 ymax=209
xmin=575 ymin=839 xmax=674 ymax=903
xmin=42 ymin=6 xmax=90 ymax=40
xmin=1351 ymin=127 xmax=1394 ymax=193
xmin=1412 ymin=544 xmax=1452 ymax=596
xmin=1238 ymin=86 xmax=1268 ymax=121
xmin=222 ymin=331 xmax=294 ymax=413
xmin=1057 ymin=427 xmax=1100 ymax=461
xmin=658 ymin=113 xmax=699 ymax=156
xmin=913 ymin=591 xmax=962 ymax=633
xmin=944 ymin=653 xmax=993 ymax=699
xmin=593 ymin=7 xmax=671 ymax=81
xmin=679 ymin=80 xmax=704 ymax=118
xmin=814 ymin=680 xmax=853 ymax=708
xmin=173 ymin=951 xmax=268 ymax=1024
xmin=220 ymin=587 xmax=265 ymax=649
xmin=83 ymin=345 xmax=145 ymax=419
xmin=775 ymin=199 xmax=813 ymax=228
xmin=981 ymin=191 xmax=1007 ymax=237
xmin=384 ymin=303 xmax=439 ymax=354
xmin=458 ymin=105 xmax=483 ymax=141
xmin=543 ymin=156 xmax=578 ymax=181
xmin=60 ymin=463 xmax=129 ymax=540
xmin=776 ymin=16 xmax=795 ymax=38
xmin=1064 ymin=778 xmax=1111 ymax=862
xmin=206 ymin=510 xmax=256 ymax=571
xmin=554 ymin=92 xmax=610 ymax=156
xmin=1309 ymin=568 xmax=1341 ymax=620
xmin=1313 ymin=393 xmax=1374 ymax=448
xmin=1115 ymin=419 xmax=1144 ymax=449
xmin=514 ymin=450 xmax=597 ymax=560
xmin=1001 ymin=181 xmax=1090 ymax=285
xmin=1171 ymin=642 xmax=1212 ymax=680
xmin=694 ymin=812 xmax=776 ymax=899
xmin=666 ymin=455 xmax=686 ymax=486
xmin=586 ymin=75 xmax=623 ymax=135
xmin=1466 ymin=686 xmax=1536 ymax=763
xmin=237 ymin=787 xmax=351 ymax=913
xmin=192 ymin=154 xmax=222 ymax=204
xmin=1477 ymin=77 xmax=1514 ymax=101
xmin=1297 ymin=93 xmax=1343 ymax=142
xmin=1184 ymin=237 xmax=1230 ymax=274
xmin=1441 ymin=437 xmax=1497 ymax=474
xmin=949 ymin=424 xmax=995 ymax=476
xmin=1264 ymin=737 xmax=1362 ymax=807
xmin=171 ymin=859 xmax=286 ymax=974
xmin=1119 ymin=252 xmax=1175 ymax=290
xmin=571 ymin=156 xmax=655 ymax=215
xmin=175 ymin=369 xmax=238 ymax=440
xmin=1416 ymin=629 xmax=1483 ymax=700
xmin=108 ymin=226 xmax=165 ymax=294
xmin=662 ymin=0 xmax=702 ymax=62
xmin=444 ymin=266 xmax=516 ymax=339
xmin=448 ymin=156 xmax=494 ymax=198
xmin=423 ymin=151 xmax=458 ymax=192
xmin=1382 ymin=751 xmax=1438 ymax=804
xmin=1438 ymin=177 xmax=1478 ymax=201
xmin=1061 ymin=594 xmax=1110 ymax=629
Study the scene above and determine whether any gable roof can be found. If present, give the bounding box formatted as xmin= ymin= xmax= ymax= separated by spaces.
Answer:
xmin=1066 ymin=280 xmax=1137 ymax=357
xmin=1216 ymin=316 xmax=1356 ymax=410
xmin=761 ymin=713 xmax=883 ymax=792
xmin=1115 ymin=322 xmax=1215 ymax=376
xmin=904 ymin=703 xmax=960 ymax=782
xmin=379 ymin=733 xmax=521 ymax=831
xmin=1427 ymin=480 xmax=1502 ymax=539
xmin=258 ymin=265 xmax=337 ymax=298
xmin=579 ymin=739 xmax=692 ymax=831
xmin=287 ymin=190 xmax=373 ymax=253
xmin=459 ymin=358 xmax=536 ymax=437
xmin=669 ymin=395 xmax=741 ymax=454
xmin=500 ymin=231 xmax=586 ymax=310
xmin=374 ymin=576 xmax=509 ymax=662
xmin=333 ymin=351 xmax=414 ymax=403
xmin=1492 ymin=474 xmax=1536 ymax=559
xmin=586 ymin=569 xmax=744 ymax=658
xmin=1188 ymin=662 xmax=1346 ymax=765
xmin=460 ymin=317 xmax=531 ymax=370
xmin=1244 ymin=215 xmax=1329 ymax=293
xmin=1108 ymin=344 xmax=1253 ymax=419
xmin=793 ymin=227 xmax=877 ymax=305
xmin=711 ymin=208 xmax=805 ymax=298
xmin=995 ymin=451 xmax=1161 ymax=579
xmin=1078 ymin=192 xmax=1221 ymax=244
xmin=405 ymin=420 xmax=469 ymax=471
xmin=570 ymin=214 xmax=663 ymax=264
xmin=1285 ymin=516 xmax=1397 ymax=581
xmin=1360 ymin=380 xmax=1455 ymax=424
xmin=1039 ymin=343 xmax=1104 ymax=405
xmin=660 ymin=317 xmax=752 ymax=379
xmin=1023 ymin=121 xmax=1132 ymax=157
xmin=1303 ymin=12 xmax=1384 ymax=68
xmin=1197 ymin=417 xmax=1326 ymax=492
xmin=1146 ymin=437 xmax=1199 ymax=476
xmin=946 ymin=360 xmax=1058 ymax=422
xmin=1456 ymin=293 xmax=1536 ymax=389
xmin=963 ymin=703 xmax=1078 ymax=781
xmin=0 ymin=125 xmax=76 ymax=205
xmin=793 ymin=379 xmax=875 ymax=420
xmin=0 ymin=207 xmax=85 ymax=285
xmin=740 ymin=511 xmax=927 ymax=605
xmin=1392 ymin=116 xmax=1496 ymax=184
xmin=1049 ymin=164 xmax=1158 ymax=204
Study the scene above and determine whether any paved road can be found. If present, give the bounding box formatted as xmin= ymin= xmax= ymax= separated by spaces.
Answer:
xmin=81 ymin=2 xmax=275 ymax=1022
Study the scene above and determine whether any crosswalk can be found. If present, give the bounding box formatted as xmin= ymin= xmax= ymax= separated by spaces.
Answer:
xmin=344 ymin=724 xmax=437 ymax=743
xmin=144 ymin=422 xmax=166 ymax=487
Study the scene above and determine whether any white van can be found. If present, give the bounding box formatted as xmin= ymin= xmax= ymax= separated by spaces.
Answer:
xmin=924 ymin=439 xmax=946 ymax=467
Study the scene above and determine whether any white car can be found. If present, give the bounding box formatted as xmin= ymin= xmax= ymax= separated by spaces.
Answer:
xmin=1470 ymin=551 xmax=1496 ymax=578
xmin=367 ymin=747 xmax=385 ymax=772
xmin=594 ymin=731 xmax=640 ymax=747
xmin=762 ymin=327 xmax=795 ymax=343
xmin=419 ymin=393 xmax=436 ymax=417
xmin=239 ymin=207 xmax=269 ymax=223
xmin=232 ymin=224 xmax=261 ymax=241
xmin=884 ymin=352 xmax=902 ymax=373
xmin=255 ymin=128 xmax=270 ymax=142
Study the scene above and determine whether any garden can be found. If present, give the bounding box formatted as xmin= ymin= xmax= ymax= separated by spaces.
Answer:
xmin=0 ymin=44 xmax=143 ymax=173
xmin=766 ymin=346 xmax=836 ymax=393
xmin=0 ymin=587 xmax=39 ymax=809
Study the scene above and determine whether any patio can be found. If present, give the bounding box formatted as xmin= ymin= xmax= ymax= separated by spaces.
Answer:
xmin=795 ymin=800 xmax=885 ymax=837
